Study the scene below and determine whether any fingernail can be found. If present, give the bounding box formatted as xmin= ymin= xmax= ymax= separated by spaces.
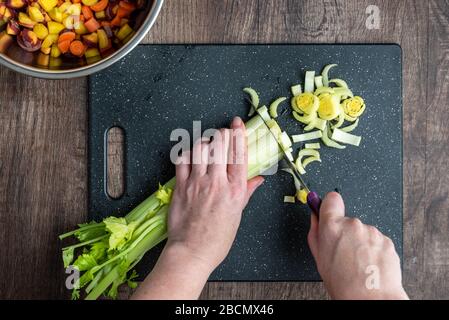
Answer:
xmin=232 ymin=116 xmax=243 ymax=128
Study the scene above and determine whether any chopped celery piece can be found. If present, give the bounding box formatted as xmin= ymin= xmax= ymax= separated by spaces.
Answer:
xmin=295 ymin=157 xmax=306 ymax=175
xmin=292 ymin=130 xmax=323 ymax=143
xmin=314 ymin=118 xmax=327 ymax=131
xmin=332 ymin=106 xmax=345 ymax=129
xmin=297 ymin=148 xmax=321 ymax=159
xmin=321 ymin=125 xmax=346 ymax=149
xmin=314 ymin=76 xmax=324 ymax=88
xmin=284 ymin=196 xmax=296 ymax=203
xmin=269 ymin=97 xmax=287 ymax=118
xmin=304 ymin=120 xmax=316 ymax=132
xmin=243 ymin=87 xmax=260 ymax=116
xmin=344 ymin=113 xmax=358 ymax=122
xmin=329 ymin=78 xmax=349 ymax=88
xmin=322 ymin=64 xmax=338 ymax=87
xmin=341 ymin=118 xmax=360 ymax=133
xmin=315 ymin=86 xmax=335 ymax=96
xmin=279 ymin=131 xmax=292 ymax=150
xmin=290 ymin=97 xmax=303 ymax=114
xmin=305 ymin=143 xmax=320 ymax=149
xmin=284 ymin=150 xmax=294 ymax=162
xmin=333 ymin=87 xmax=354 ymax=98
xmin=291 ymin=84 xmax=302 ymax=96
xmin=331 ymin=128 xmax=362 ymax=146
xmin=318 ymin=94 xmax=341 ymax=120
xmin=302 ymin=155 xmax=322 ymax=169
xmin=293 ymin=93 xmax=319 ymax=114
xmin=257 ymin=105 xmax=271 ymax=122
xmin=304 ymin=71 xmax=316 ymax=93
xmin=292 ymin=110 xmax=317 ymax=124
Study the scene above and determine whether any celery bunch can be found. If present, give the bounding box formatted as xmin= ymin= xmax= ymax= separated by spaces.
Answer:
xmin=59 ymin=115 xmax=282 ymax=300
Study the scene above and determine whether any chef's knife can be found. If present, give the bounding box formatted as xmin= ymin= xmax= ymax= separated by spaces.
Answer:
xmin=253 ymin=108 xmax=322 ymax=216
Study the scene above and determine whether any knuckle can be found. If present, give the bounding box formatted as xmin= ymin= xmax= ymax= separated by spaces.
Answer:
xmin=323 ymin=220 xmax=342 ymax=239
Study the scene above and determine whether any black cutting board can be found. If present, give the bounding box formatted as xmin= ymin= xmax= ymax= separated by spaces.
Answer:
xmin=88 ymin=44 xmax=402 ymax=281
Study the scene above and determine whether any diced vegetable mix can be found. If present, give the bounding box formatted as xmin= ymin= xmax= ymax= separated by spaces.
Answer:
xmin=0 ymin=0 xmax=145 ymax=65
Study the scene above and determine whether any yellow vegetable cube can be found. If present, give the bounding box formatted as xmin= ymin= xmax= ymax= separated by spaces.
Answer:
xmin=116 ymin=24 xmax=133 ymax=41
xmin=95 ymin=10 xmax=105 ymax=20
xmin=40 ymin=46 xmax=51 ymax=55
xmin=48 ymin=8 xmax=63 ymax=22
xmin=28 ymin=6 xmax=45 ymax=22
xmin=85 ymin=48 xmax=100 ymax=59
xmin=33 ymin=23 xmax=49 ymax=40
xmin=75 ymin=21 xmax=88 ymax=35
xmin=41 ymin=33 xmax=58 ymax=49
xmin=47 ymin=21 xmax=64 ymax=34
xmin=50 ymin=44 xmax=61 ymax=58
xmin=38 ymin=0 xmax=58 ymax=12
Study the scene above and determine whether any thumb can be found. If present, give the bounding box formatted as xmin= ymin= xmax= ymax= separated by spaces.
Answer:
xmin=246 ymin=176 xmax=264 ymax=202
xmin=319 ymin=191 xmax=345 ymax=226
xmin=307 ymin=212 xmax=319 ymax=259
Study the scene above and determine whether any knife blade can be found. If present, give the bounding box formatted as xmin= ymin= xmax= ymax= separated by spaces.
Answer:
xmin=251 ymin=105 xmax=322 ymax=216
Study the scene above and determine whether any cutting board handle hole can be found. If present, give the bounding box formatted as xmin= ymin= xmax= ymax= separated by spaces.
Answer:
xmin=105 ymin=126 xmax=126 ymax=200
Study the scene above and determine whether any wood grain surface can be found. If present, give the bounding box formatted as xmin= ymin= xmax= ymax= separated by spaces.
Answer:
xmin=0 ymin=0 xmax=447 ymax=299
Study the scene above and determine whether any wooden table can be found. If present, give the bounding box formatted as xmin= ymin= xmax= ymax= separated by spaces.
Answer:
xmin=0 ymin=0 xmax=447 ymax=299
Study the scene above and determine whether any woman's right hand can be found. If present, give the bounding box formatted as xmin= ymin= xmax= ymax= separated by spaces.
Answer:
xmin=307 ymin=192 xmax=409 ymax=300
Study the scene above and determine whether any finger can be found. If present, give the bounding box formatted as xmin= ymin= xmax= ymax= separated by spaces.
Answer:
xmin=319 ymin=192 xmax=345 ymax=226
xmin=307 ymin=213 xmax=319 ymax=260
xmin=175 ymin=150 xmax=191 ymax=183
xmin=227 ymin=117 xmax=247 ymax=183
xmin=245 ymin=176 xmax=264 ymax=203
xmin=190 ymin=141 xmax=209 ymax=178
xmin=207 ymin=129 xmax=228 ymax=177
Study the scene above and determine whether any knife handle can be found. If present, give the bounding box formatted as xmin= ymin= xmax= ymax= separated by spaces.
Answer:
xmin=307 ymin=191 xmax=322 ymax=217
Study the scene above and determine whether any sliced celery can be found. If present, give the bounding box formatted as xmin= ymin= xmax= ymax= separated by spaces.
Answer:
xmin=291 ymin=84 xmax=302 ymax=96
xmin=340 ymin=118 xmax=360 ymax=133
xmin=302 ymin=155 xmax=322 ymax=169
xmin=305 ymin=143 xmax=320 ymax=149
xmin=322 ymin=64 xmax=338 ymax=87
xmin=292 ymin=130 xmax=323 ymax=143
xmin=331 ymin=128 xmax=362 ymax=147
xmin=304 ymin=71 xmax=315 ymax=93
xmin=284 ymin=196 xmax=296 ymax=203
xmin=314 ymin=76 xmax=324 ymax=88
xmin=329 ymin=78 xmax=349 ymax=88
xmin=269 ymin=97 xmax=287 ymax=118
xmin=292 ymin=110 xmax=317 ymax=124
xmin=243 ymin=87 xmax=260 ymax=116
xmin=321 ymin=125 xmax=346 ymax=149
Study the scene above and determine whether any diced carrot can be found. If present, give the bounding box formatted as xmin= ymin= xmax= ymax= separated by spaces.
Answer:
xmin=110 ymin=15 xmax=121 ymax=27
xmin=82 ymin=6 xmax=94 ymax=20
xmin=84 ymin=18 xmax=100 ymax=33
xmin=72 ymin=0 xmax=81 ymax=3
xmin=58 ymin=32 xmax=76 ymax=44
xmin=101 ymin=21 xmax=111 ymax=27
xmin=69 ymin=40 xmax=86 ymax=57
xmin=91 ymin=0 xmax=109 ymax=12
xmin=119 ymin=1 xmax=135 ymax=11
xmin=57 ymin=40 xmax=71 ymax=54
xmin=117 ymin=7 xmax=131 ymax=18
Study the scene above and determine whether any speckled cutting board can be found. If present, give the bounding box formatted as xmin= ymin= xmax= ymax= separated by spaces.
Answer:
xmin=88 ymin=44 xmax=402 ymax=281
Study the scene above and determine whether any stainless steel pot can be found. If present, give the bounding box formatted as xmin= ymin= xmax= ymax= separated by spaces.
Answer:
xmin=0 ymin=0 xmax=164 ymax=79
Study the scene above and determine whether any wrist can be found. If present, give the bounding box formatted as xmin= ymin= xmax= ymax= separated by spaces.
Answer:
xmin=162 ymin=241 xmax=216 ymax=277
